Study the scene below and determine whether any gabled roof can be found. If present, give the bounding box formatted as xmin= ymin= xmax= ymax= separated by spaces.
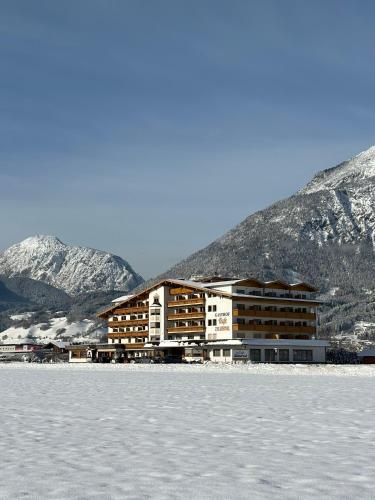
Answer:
xmin=112 ymin=294 xmax=134 ymax=303
xmin=97 ymin=278 xmax=232 ymax=317
xmin=264 ymin=279 xmax=291 ymax=290
xmin=357 ymin=349 xmax=375 ymax=357
xmin=97 ymin=277 xmax=319 ymax=317
xmin=42 ymin=340 xmax=70 ymax=349
xmin=289 ymin=282 xmax=318 ymax=292
xmin=204 ymin=278 xmax=317 ymax=292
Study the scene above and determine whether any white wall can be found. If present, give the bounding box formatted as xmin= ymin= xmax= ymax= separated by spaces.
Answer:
xmin=205 ymin=295 xmax=232 ymax=341
xmin=149 ymin=285 xmax=170 ymax=342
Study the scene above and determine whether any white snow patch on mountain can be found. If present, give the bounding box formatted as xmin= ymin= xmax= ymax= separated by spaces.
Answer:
xmin=0 ymin=235 xmax=143 ymax=295
xmin=301 ymin=145 xmax=375 ymax=194
xmin=9 ymin=312 xmax=34 ymax=321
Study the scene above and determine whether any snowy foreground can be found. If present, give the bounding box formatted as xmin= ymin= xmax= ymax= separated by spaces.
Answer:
xmin=1 ymin=364 xmax=375 ymax=499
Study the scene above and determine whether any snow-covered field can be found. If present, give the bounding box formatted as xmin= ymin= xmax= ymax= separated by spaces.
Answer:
xmin=1 ymin=316 xmax=105 ymax=343
xmin=1 ymin=364 xmax=375 ymax=499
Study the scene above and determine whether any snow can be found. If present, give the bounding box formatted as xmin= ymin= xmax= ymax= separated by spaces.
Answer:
xmin=0 ymin=363 xmax=375 ymax=499
xmin=0 ymin=235 xmax=143 ymax=295
xmin=112 ymin=294 xmax=134 ymax=303
xmin=0 ymin=317 xmax=105 ymax=343
xmin=354 ymin=321 xmax=375 ymax=334
xmin=9 ymin=312 xmax=34 ymax=321
xmin=301 ymin=145 xmax=375 ymax=194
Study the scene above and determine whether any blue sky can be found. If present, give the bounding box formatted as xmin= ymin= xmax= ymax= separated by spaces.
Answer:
xmin=1 ymin=0 xmax=375 ymax=278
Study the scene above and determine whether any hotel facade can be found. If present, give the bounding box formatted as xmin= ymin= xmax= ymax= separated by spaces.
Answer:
xmin=89 ymin=277 xmax=328 ymax=364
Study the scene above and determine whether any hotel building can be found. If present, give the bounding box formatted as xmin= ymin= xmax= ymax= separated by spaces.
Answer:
xmin=94 ymin=277 xmax=328 ymax=363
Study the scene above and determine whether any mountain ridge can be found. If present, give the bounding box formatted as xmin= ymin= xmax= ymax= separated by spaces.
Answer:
xmin=141 ymin=145 xmax=375 ymax=344
xmin=0 ymin=235 xmax=144 ymax=296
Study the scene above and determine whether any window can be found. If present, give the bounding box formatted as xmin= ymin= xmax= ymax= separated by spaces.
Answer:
xmin=265 ymin=349 xmax=276 ymax=362
xmin=237 ymin=303 xmax=245 ymax=310
xmin=121 ymin=316 xmax=126 ymax=320
xmin=213 ymin=349 xmax=221 ymax=357
xmin=279 ymin=349 xmax=289 ymax=362
xmin=207 ymin=319 xmax=212 ymax=326
xmin=113 ymin=316 xmax=118 ymax=321
xmin=208 ymin=305 xmax=212 ymax=312
xmin=213 ymin=319 xmax=217 ymax=326
xmin=236 ymin=289 xmax=245 ymax=294
xmin=249 ymin=349 xmax=261 ymax=362
xmin=223 ymin=349 xmax=231 ymax=357
xmin=293 ymin=350 xmax=313 ymax=362
xmin=212 ymin=305 xmax=217 ymax=312
xmin=236 ymin=318 xmax=245 ymax=324
xmin=113 ymin=328 xmax=118 ymax=332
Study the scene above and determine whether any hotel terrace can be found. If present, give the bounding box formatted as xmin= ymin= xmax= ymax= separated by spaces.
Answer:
xmin=70 ymin=277 xmax=329 ymax=364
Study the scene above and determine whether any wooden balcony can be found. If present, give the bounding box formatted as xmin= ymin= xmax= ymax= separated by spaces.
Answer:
xmin=232 ymin=324 xmax=316 ymax=335
xmin=233 ymin=296 xmax=320 ymax=307
xmin=233 ymin=309 xmax=315 ymax=320
xmin=169 ymin=287 xmax=196 ymax=295
xmin=167 ymin=312 xmax=205 ymax=320
xmin=167 ymin=326 xmax=205 ymax=334
xmin=109 ymin=319 xmax=149 ymax=327
xmin=112 ymin=306 xmax=149 ymax=315
xmin=108 ymin=332 xmax=148 ymax=339
xmin=168 ymin=298 xmax=205 ymax=308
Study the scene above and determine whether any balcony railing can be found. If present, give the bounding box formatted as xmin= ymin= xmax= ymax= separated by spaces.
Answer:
xmin=169 ymin=287 xmax=198 ymax=295
xmin=167 ymin=312 xmax=205 ymax=320
xmin=232 ymin=324 xmax=316 ymax=335
xmin=109 ymin=319 xmax=148 ymax=327
xmin=108 ymin=332 xmax=148 ymax=338
xmin=112 ymin=306 xmax=149 ymax=314
xmin=233 ymin=309 xmax=315 ymax=320
xmin=167 ymin=326 xmax=205 ymax=334
xmin=167 ymin=298 xmax=205 ymax=307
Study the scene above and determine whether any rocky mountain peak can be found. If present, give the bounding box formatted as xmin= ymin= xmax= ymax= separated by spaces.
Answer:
xmin=0 ymin=236 xmax=143 ymax=296
xmin=20 ymin=235 xmax=64 ymax=247
xmin=300 ymin=145 xmax=375 ymax=195
xmin=146 ymin=145 xmax=375 ymax=340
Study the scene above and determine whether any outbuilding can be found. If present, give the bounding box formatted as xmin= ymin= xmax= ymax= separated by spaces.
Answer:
xmin=357 ymin=349 xmax=375 ymax=364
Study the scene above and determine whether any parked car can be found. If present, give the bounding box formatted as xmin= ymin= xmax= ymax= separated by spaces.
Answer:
xmin=134 ymin=357 xmax=153 ymax=364
xmin=163 ymin=355 xmax=183 ymax=364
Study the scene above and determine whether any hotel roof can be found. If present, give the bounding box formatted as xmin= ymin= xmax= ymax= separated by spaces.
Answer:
xmin=98 ymin=277 xmax=319 ymax=317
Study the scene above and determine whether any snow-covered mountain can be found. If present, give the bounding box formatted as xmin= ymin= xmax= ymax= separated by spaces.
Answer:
xmin=146 ymin=145 xmax=375 ymax=342
xmin=0 ymin=235 xmax=143 ymax=296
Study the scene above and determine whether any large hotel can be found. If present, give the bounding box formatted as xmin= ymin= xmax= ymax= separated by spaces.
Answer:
xmin=84 ymin=276 xmax=329 ymax=363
